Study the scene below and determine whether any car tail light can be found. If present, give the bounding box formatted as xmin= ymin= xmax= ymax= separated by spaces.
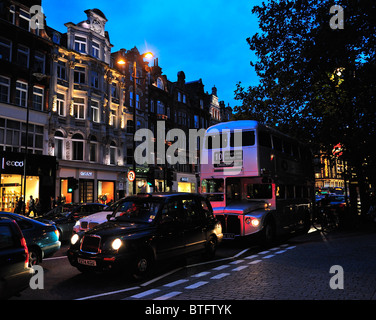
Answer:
xmin=21 ymin=236 xmax=29 ymax=268
xmin=13 ymin=220 xmax=29 ymax=268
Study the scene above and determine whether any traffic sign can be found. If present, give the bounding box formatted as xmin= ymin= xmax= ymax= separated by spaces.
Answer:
xmin=127 ymin=170 xmax=135 ymax=182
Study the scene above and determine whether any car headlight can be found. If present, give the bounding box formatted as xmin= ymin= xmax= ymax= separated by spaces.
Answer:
xmin=111 ymin=238 xmax=122 ymax=250
xmin=71 ymin=234 xmax=80 ymax=245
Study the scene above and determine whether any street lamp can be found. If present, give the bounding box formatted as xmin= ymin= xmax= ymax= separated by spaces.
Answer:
xmin=117 ymin=51 xmax=153 ymax=195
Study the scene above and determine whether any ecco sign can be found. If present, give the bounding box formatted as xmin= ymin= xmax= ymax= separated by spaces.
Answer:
xmin=1 ymin=157 xmax=24 ymax=169
xmin=6 ymin=160 xmax=24 ymax=167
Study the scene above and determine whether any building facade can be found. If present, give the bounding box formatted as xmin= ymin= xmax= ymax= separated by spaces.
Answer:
xmin=1 ymin=4 xmax=233 ymax=212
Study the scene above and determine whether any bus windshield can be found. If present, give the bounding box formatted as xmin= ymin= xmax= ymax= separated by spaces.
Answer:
xmin=201 ymin=179 xmax=224 ymax=202
xmin=226 ymin=177 xmax=273 ymax=203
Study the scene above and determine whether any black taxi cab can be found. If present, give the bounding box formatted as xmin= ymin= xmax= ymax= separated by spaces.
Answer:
xmin=67 ymin=193 xmax=223 ymax=278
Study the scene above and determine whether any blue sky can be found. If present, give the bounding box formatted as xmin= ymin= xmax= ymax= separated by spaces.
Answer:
xmin=43 ymin=0 xmax=262 ymax=109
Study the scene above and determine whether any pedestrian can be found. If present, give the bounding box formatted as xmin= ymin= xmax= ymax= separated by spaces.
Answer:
xmin=50 ymin=196 xmax=57 ymax=210
xmin=35 ymin=198 xmax=41 ymax=217
xmin=28 ymin=195 xmax=36 ymax=217
xmin=14 ymin=197 xmax=24 ymax=214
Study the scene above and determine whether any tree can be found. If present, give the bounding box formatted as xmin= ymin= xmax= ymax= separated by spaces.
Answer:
xmin=235 ymin=0 xmax=376 ymax=215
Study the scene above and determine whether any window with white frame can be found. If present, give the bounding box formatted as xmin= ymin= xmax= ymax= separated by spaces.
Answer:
xmin=16 ymin=81 xmax=28 ymax=107
xmin=73 ymin=97 xmax=85 ymax=119
xmin=74 ymin=66 xmax=86 ymax=84
xmin=57 ymin=60 xmax=66 ymax=80
xmin=91 ymin=100 xmax=100 ymax=123
xmin=34 ymin=51 xmax=45 ymax=73
xmin=56 ymin=93 xmax=65 ymax=116
xmin=32 ymin=86 xmax=44 ymax=111
xmin=110 ymin=141 xmax=117 ymax=165
xmin=0 ymin=38 xmax=12 ymax=62
xmin=109 ymin=108 xmax=116 ymax=126
xmin=19 ymin=9 xmax=30 ymax=31
xmin=74 ymin=36 xmax=87 ymax=53
xmin=0 ymin=76 xmax=10 ymax=103
xmin=92 ymin=41 xmax=100 ymax=58
xmin=17 ymin=45 xmax=29 ymax=68
xmin=111 ymin=82 xmax=118 ymax=98
xmin=54 ymin=131 xmax=64 ymax=159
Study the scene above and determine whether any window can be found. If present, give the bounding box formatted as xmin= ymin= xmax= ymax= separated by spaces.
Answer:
xmin=91 ymin=100 xmax=100 ymax=123
xmin=74 ymin=36 xmax=86 ymax=53
xmin=150 ymin=100 xmax=154 ymax=113
xmin=183 ymin=94 xmax=186 ymax=104
xmin=178 ymin=92 xmax=181 ymax=102
xmin=34 ymin=52 xmax=45 ymax=73
xmin=258 ymin=131 xmax=272 ymax=148
xmin=136 ymin=94 xmax=140 ymax=109
xmin=9 ymin=5 xmax=15 ymax=25
xmin=92 ymin=42 xmax=100 ymax=58
xmin=32 ymin=86 xmax=44 ymax=111
xmin=54 ymin=131 xmax=64 ymax=159
xmin=194 ymin=115 xmax=199 ymax=129
xmin=74 ymin=66 xmax=86 ymax=84
xmin=157 ymin=78 xmax=164 ymax=90
xmin=126 ymin=120 xmax=134 ymax=134
xmin=0 ymin=76 xmax=10 ymax=103
xmin=230 ymin=130 xmax=255 ymax=147
xmin=19 ymin=9 xmax=30 ymax=31
xmin=56 ymin=93 xmax=65 ymax=116
xmin=57 ymin=61 xmax=66 ymax=80
xmin=73 ymin=97 xmax=85 ymax=119
xmin=157 ymin=101 xmax=164 ymax=114
xmin=16 ymin=81 xmax=28 ymax=107
xmin=91 ymin=71 xmax=99 ymax=88
xmin=109 ymin=108 xmax=116 ymax=126
xmin=17 ymin=45 xmax=29 ymax=68
xmin=272 ymin=136 xmax=282 ymax=152
xmin=111 ymin=83 xmax=118 ymax=98
xmin=72 ymin=133 xmax=84 ymax=161
xmin=0 ymin=38 xmax=12 ymax=62
xmin=110 ymin=141 xmax=116 ymax=165
xmin=89 ymin=136 xmax=97 ymax=162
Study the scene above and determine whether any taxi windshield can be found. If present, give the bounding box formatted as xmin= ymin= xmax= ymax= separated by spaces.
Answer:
xmin=113 ymin=199 xmax=162 ymax=223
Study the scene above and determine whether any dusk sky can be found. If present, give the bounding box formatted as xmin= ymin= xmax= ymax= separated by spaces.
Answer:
xmin=43 ymin=0 xmax=262 ymax=110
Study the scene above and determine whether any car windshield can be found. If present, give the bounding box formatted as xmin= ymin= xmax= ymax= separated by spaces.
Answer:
xmin=43 ymin=205 xmax=74 ymax=218
xmin=329 ymin=195 xmax=345 ymax=202
xmin=113 ymin=199 xmax=162 ymax=223
xmin=103 ymin=199 xmax=124 ymax=212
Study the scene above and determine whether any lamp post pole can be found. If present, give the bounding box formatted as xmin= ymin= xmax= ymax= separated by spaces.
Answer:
xmin=132 ymin=60 xmax=137 ymax=195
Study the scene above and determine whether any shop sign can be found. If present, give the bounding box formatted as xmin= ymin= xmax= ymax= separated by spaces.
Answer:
xmin=180 ymin=177 xmax=189 ymax=182
xmin=1 ymin=156 xmax=24 ymax=174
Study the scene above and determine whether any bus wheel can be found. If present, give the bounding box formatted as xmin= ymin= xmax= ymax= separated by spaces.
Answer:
xmin=262 ymin=218 xmax=275 ymax=246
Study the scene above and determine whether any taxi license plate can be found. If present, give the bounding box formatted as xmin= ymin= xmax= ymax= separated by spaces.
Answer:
xmin=77 ymin=257 xmax=96 ymax=266
xmin=223 ymin=233 xmax=235 ymax=240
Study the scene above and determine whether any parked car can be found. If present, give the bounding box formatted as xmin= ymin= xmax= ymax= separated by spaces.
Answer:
xmin=37 ymin=203 xmax=107 ymax=241
xmin=68 ymin=193 xmax=223 ymax=279
xmin=0 ymin=217 xmax=33 ymax=299
xmin=73 ymin=198 xmax=126 ymax=234
xmin=0 ymin=212 xmax=61 ymax=266
xmin=328 ymin=194 xmax=346 ymax=212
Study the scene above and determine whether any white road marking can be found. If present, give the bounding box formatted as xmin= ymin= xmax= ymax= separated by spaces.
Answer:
xmin=185 ymin=281 xmax=208 ymax=289
xmin=153 ymin=291 xmax=182 ymax=300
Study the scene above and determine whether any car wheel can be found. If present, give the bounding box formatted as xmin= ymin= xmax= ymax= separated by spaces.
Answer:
xmin=204 ymin=235 xmax=217 ymax=259
xmin=262 ymin=217 xmax=276 ymax=246
xmin=28 ymin=247 xmax=40 ymax=267
xmin=132 ymin=250 xmax=154 ymax=280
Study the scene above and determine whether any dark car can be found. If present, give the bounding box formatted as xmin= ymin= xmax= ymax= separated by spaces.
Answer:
xmin=37 ymin=203 xmax=107 ymax=241
xmin=0 ymin=212 xmax=61 ymax=266
xmin=0 ymin=217 xmax=32 ymax=299
xmin=328 ymin=194 xmax=346 ymax=212
xmin=68 ymin=193 xmax=223 ymax=278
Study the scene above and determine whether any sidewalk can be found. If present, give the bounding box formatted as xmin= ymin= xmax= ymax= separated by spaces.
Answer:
xmin=175 ymin=227 xmax=376 ymax=300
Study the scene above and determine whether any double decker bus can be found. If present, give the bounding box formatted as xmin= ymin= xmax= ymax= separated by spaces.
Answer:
xmin=200 ymin=120 xmax=314 ymax=243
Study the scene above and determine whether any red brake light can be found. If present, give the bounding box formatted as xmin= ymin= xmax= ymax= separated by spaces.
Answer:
xmin=12 ymin=220 xmax=29 ymax=267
